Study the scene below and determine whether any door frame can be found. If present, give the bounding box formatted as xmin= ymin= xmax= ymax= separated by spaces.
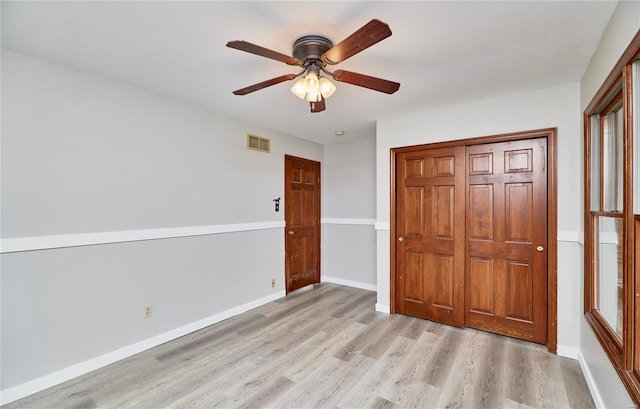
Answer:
xmin=284 ymin=154 xmax=321 ymax=294
xmin=390 ymin=128 xmax=558 ymax=353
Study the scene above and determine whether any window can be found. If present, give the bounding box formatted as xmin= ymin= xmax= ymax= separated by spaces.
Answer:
xmin=584 ymin=32 xmax=640 ymax=405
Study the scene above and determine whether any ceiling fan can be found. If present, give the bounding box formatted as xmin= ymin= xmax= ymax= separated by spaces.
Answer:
xmin=226 ymin=19 xmax=400 ymax=113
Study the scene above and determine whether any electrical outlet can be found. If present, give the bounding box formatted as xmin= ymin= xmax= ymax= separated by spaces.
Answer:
xmin=144 ymin=305 xmax=152 ymax=318
xmin=271 ymin=278 xmax=276 ymax=288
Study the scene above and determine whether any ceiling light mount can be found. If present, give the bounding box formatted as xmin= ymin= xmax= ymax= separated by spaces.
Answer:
xmin=292 ymin=35 xmax=334 ymax=61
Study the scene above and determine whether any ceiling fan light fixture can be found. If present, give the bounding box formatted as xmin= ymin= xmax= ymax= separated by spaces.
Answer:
xmin=291 ymin=78 xmax=307 ymax=99
xmin=291 ymin=70 xmax=334 ymax=102
xmin=319 ymin=77 xmax=336 ymax=99
xmin=303 ymin=71 xmax=320 ymax=94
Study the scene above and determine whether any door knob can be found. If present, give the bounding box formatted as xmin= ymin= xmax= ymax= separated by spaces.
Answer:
xmin=536 ymin=245 xmax=544 ymax=252
xmin=398 ymin=237 xmax=404 ymax=242
xmin=288 ymin=230 xmax=294 ymax=236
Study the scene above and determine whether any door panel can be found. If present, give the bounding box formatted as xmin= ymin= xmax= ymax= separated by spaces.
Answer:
xmin=433 ymin=186 xmax=455 ymax=238
xmin=505 ymin=183 xmax=533 ymax=242
xmin=285 ymin=155 xmax=320 ymax=294
xmin=465 ymin=138 xmax=547 ymax=343
xmin=432 ymin=254 xmax=454 ymax=308
xmin=405 ymin=187 xmax=425 ymax=236
xmin=469 ymin=185 xmax=494 ymax=240
xmin=395 ymin=146 xmax=466 ymax=327
xmin=404 ymin=251 xmax=425 ymax=302
xmin=468 ymin=257 xmax=495 ymax=315
xmin=506 ymin=261 xmax=533 ymax=322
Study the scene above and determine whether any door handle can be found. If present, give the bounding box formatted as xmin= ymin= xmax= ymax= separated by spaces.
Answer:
xmin=536 ymin=245 xmax=544 ymax=252
xmin=288 ymin=230 xmax=295 ymax=236
xmin=398 ymin=237 xmax=404 ymax=242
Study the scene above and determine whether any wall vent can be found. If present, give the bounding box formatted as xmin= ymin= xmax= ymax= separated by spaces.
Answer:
xmin=247 ymin=134 xmax=271 ymax=153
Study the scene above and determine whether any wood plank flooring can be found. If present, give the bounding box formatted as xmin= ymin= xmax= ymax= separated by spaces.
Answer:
xmin=3 ymin=283 xmax=595 ymax=409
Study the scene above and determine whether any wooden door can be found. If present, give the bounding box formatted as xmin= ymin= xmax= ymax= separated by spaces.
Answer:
xmin=465 ymin=138 xmax=547 ymax=343
xmin=395 ymin=146 xmax=466 ymax=327
xmin=284 ymin=155 xmax=321 ymax=294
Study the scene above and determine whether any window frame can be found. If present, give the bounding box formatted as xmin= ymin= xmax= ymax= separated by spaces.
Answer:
xmin=584 ymin=30 xmax=640 ymax=405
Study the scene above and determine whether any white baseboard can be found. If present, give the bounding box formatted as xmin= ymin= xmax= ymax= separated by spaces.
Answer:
xmin=322 ymin=275 xmax=377 ymax=292
xmin=375 ymin=303 xmax=390 ymax=314
xmin=577 ymin=349 xmax=606 ymax=409
xmin=556 ymin=344 xmax=579 ymax=359
xmin=0 ymin=290 xmax=285 ymax=405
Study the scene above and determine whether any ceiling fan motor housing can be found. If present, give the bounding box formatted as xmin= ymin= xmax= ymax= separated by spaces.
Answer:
xmin=292 ymin=35 xmax=334 ymax=62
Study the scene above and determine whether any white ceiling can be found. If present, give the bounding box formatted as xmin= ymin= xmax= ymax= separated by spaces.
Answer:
xmin=1 ymin=1 xmax=617 ymax=145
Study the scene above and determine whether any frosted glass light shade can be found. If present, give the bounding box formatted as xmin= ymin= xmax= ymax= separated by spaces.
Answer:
xmin=319 ymin=77 xmax=336 ymax=98
xmin=290 ymin=78 xmax=307 ymax=99
xmin=303 ymin=72 xmax=319 ymax=94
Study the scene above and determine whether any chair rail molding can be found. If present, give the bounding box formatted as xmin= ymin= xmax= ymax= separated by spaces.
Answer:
xmin=0 ymin=221 xmax=285 ymax=253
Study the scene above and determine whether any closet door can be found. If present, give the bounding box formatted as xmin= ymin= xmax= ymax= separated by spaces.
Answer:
xmin=465 ymin=138 xmax=548 ymax=343
xmin=395 ymin=146 xmax=466 ymax=327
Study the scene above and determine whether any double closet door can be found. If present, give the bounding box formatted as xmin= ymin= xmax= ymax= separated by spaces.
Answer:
xmin=394 ymin=137 xmax=548 ymax=344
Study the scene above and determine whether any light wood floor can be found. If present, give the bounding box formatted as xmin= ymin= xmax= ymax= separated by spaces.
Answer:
xmin=4 ymin=283 xmax=595 ymax=409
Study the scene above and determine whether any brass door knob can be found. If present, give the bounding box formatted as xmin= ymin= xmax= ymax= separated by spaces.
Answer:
xmin=398 ymin=237 xmax=404 ymax=242
xmin=288 ymin=230 xmax=294 ymax=236
xmin=536 ymin=245 xmax=544 ymax=252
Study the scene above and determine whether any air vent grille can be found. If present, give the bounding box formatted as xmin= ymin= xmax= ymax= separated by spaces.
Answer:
xmin=247 ymin=134 xmax=271 ymax=153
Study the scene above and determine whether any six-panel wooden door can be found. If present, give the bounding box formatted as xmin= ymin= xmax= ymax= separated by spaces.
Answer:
xmin=395 ymin=146 xmax=466 ymax=327
xmin=394 ymin=137 xmax=548 ymax=344
xmin=465 ymin=138 xmax=547 ymax=343
xmin=285 ymin=155 xmax=321 ymax=294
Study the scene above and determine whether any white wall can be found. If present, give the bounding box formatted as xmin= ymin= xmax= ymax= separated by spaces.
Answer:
xmin=0 ymin=50 xmax=323 ymax=401
xmin=1 ymin=50 xmax=323 ymax=237
xmin=323 ymin=137 xmax=376 ymax=219
xmin=322 ymin=137 xmax=377 ymax=289
xmin=376 ymin=81 xmax=582 ymax=349
xmin=579 ymin=1 xmax=640 ymax=408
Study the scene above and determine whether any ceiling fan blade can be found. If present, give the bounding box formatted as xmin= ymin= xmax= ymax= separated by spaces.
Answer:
xmin=232 ymin=74 xmax=297 ymax=95
xmin=321 ymin=19 xmax=392 ymax=65
xmin=227 ymin=40 xmax=302 ymax=66
xmin=332 ymin=70 xmax=400 ymax=94
xmin=310 ymin=97 xmax=326 ymax=113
